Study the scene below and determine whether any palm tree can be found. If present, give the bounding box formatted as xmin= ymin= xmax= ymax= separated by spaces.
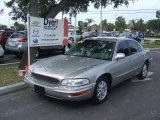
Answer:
xmin=86 ymin=18 xmax=95 ymax=31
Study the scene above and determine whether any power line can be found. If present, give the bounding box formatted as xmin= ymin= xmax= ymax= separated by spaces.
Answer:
xmin=80 ymin=11 xmax=156 ymax=14
xmin=87 ymin=9 xmax=160 ymax=12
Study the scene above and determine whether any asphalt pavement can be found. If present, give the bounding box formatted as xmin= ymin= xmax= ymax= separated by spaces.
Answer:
xmin=0 ymin=50 xmax=160 ymax=120
xmin=0 ymin=51 xmax=61 ymax=65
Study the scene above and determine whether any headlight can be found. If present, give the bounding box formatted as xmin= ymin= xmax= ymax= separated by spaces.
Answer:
xmin=61 ymin=79 xmax=90 ymax=87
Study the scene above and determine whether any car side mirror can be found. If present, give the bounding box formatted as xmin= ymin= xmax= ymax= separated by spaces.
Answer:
xmin=115 ymin=53 xmax=125 ymax=60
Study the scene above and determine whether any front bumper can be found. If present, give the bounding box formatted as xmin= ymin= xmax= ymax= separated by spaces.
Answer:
xmin=24 ymin=76 xmax=95 ymax=101
xmin=5 ymin=44 xmax=25 ymax=53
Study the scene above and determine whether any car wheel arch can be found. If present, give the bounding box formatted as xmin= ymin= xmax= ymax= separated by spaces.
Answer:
xmin=96 ymin=73 xmax=112 ymax=89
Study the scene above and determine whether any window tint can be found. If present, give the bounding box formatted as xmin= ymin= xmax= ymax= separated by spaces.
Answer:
xmin=67 ymin=40 xmax=115 ymax=60
xmin=134 ymin=41 xmax=142 ymax=51
xmin=91 ymin=32 xmax=98 ymax=37
xmin=10 ymin=32 xmax=25 ymax=38
xmin=116 ymin=41 xmax=130 ymax=56
xmin=127 ymin=40 xmax=139 ymax=54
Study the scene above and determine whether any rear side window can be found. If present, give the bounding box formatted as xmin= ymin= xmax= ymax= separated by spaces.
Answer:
xmin=127 ymin=40 xmax=140 ymax=54
xmin=116 ymin=41 xmax=130 ymax=56
xmin=10 ymin=32 xmax=25 ymax=38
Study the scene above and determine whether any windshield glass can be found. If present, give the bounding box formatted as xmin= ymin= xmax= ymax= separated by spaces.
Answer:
xmin=67 ymin=40 xmax=115 ymax=60
xmin=82 ymin=32 xmax=91 ymax=36
xmin=10 ymin=32 xmax=25 ymax=38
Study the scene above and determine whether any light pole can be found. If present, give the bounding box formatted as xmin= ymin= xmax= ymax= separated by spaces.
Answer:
xmin=115 ymin=15 xmax=117 ymax=31
xmin=100 ymin=0 xmax=102 ymax=34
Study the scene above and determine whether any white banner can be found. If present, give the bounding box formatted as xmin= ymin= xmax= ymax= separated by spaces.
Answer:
xmin=29 ymin=16 xmax=66 ymax=47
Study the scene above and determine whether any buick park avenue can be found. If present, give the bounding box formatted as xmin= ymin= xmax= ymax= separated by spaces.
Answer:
xmin=25 ymin=37 xmax=152 ymax=104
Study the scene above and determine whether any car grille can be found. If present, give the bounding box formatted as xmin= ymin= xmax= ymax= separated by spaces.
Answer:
xmin=31 ymin=72 xmax=60 ymax=84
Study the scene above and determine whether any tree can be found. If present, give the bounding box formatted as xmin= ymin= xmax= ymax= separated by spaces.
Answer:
xmin=147 ymin=19 xmax=159 ymax=32
xmin=14 ymin=22 xmax=25 ymax=30
xmin=0 ymin=24 xmax=7 ymax=30
xmin=128 ymin=19 xmax=136 ymax=31
xmin=106 ymin=23 xmax=115 ymax=31
xmin=86 ymin=18 xmax=95 ymax=31
xmin=6 ymin=0 xmax=134 ymax=70
xmin=101 ymin=19 xmax=107 ymax=31
xmin=115 ymin=16 xmax=126 ymax=32
xmin=135 ymin=19 xmax=146 ymax=32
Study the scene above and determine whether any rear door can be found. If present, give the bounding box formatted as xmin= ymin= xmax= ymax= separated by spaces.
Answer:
xmin=111 ymin=40 xmax=132 ymax=84
xmin=126 ymin=40 xmax=144 ymax=75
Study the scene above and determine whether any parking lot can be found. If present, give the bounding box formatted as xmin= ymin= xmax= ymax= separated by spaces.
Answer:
xmin=0 ymin=50 xmax=160 ymax=120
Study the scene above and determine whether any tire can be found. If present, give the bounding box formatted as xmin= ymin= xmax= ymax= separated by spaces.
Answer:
xmin=35 ymin=50 xmax=39 ymax=58
xmin=15 ymin=53 xmax=23 ymax=58
xmin=70 ymin=37 xmax=74 ymax=42
xmin=137 ymin=62 xmax=148 ymax=80
xmin=92 ymin=76 xmax=109 ymax=104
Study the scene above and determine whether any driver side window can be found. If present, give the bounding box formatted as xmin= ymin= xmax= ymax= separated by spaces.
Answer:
xmin=116 ymin=41 xmax=130 ymax=56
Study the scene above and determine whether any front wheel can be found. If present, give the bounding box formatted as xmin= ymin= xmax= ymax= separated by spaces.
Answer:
xmin=137 ymin=63 xmax=148 ymax=79
xmin=92 ymin=76 xmax=109 ymax=104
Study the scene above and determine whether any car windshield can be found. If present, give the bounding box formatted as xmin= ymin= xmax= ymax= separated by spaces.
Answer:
xmin=82 ymin=32 xmax=91 ymax=36
xmin=119 ymin=32 xmax=136 ymax=38
xmin=67 ymin=40 xmax=115 ymax=60
xmin=99 ymin=33 xmax=112 ymax=37
xmin=10 ymin=32 xmax=25 ymax=38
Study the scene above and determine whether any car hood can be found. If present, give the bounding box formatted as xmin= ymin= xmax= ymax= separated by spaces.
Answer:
xmin=30 ymin=55 xmax=107 ymax=79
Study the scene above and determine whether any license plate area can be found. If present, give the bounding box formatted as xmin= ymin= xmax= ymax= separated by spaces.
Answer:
xmin=8 ymin=41 xmax=15 ymax=46
xmin=34 ymin=85 xmax=45 ymax=94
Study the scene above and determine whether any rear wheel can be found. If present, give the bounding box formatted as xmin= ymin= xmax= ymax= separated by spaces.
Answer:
xmin=137 ymin=62 xmax=148 ymax=79
xmin=92 ymin=76 xmax=109 ymax=104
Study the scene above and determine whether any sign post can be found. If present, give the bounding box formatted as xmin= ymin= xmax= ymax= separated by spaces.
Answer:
xmin=27 ymin=14 xmax=31 ymax=69
xmin=27 ymin=16 xmax=68 ymax=70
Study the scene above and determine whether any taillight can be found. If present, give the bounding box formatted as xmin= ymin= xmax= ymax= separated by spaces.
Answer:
xmin=17 ymin=38 xmax=27 ymax=42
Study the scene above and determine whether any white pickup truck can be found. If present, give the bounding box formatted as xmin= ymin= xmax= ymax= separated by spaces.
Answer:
xmin=68 ymin=31 xmax=81 ymax=42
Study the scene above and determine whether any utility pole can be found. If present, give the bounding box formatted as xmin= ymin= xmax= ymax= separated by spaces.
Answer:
xmin=156 ymin=10 xmax=160 ymax=35
xmin=100 ymin=0 xmax=102 ymax=34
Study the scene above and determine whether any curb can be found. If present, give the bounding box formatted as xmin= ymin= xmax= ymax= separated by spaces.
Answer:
xmin=149 ymin=48 xmax=160 ymax=50
xmin=0 ymin=82 xmax=28 ymax=96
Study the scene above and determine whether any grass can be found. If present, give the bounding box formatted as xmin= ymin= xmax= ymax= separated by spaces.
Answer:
xmin=143 ymin=44 xmax=160 ymax=48
xmin=0 ymin=65 xmax=23 ymax=87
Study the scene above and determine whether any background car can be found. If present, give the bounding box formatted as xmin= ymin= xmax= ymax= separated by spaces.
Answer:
xmin=0 ymin=29 xmax=16 ymax=49
xmin=98 ymin=32 xmax=114 ymax=37
xmin=68 ymin=31 xmax=81 ymax=42
xmin=81 ymin=31 xmax=99 ymax=39
xmin=0 ymin=45 xmax=4 ymax=58
xmin=119 ymin=32 xmax=142 ymax=43
xmin=25 ymin=37 xmax=152 ymax=104
xmin=5 ymin=31 xmax=27 ymax=57
xmin=5 ymin=31 xmax=73 ymax=57
xmin=0 ymin=30 xmax=4 ymax=34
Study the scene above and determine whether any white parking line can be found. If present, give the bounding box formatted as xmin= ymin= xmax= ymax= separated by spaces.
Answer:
xmin=0 ymin=62 xmax=20 ymax=66
xmin=132 ymin=78 xmax=153 ymax=83
xmin=147 ymin=72 xmax=154 ymax=77
xmin=131 ymin=72 xmax=154 ymax=83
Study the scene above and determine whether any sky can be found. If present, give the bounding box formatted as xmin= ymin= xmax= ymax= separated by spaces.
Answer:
xmin=0 ymin=0 xmax=159 ymax=27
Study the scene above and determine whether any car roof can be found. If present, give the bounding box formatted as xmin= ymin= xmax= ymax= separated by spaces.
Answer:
xmin=85 ymin=36 xmax=133 ymax=42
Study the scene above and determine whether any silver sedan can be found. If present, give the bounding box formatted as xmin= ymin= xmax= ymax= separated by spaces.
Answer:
xmin=25 ymin=37 xmax=152 ymax=104
xmin=0 ymin=45 xmax=4 ymax=58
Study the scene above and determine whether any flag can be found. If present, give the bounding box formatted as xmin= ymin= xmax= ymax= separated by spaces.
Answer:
xmin=0 ymin=9 xmax=4 ymax=15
